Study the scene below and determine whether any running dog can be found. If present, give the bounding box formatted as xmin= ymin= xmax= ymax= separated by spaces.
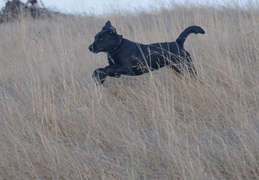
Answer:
xmin=89 ymin=21 xmax=205 ymax=84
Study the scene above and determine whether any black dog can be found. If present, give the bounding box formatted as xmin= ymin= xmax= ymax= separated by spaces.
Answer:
xmin=89 ymin=21 xmax=205 ymax=84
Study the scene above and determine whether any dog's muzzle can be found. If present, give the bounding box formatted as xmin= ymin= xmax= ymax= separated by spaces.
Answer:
xmin=88 ymin=44 xmax=103 ymax=53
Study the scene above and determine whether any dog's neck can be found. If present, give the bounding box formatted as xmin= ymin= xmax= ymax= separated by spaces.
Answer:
xmin=109 ymin=36 xmax=123 ymax=55
xmin=113 ymin=38 xmax=123 ymax=51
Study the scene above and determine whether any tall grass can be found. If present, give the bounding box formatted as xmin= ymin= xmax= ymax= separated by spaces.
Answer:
xmin=0 ymin=4 xmax=259 ymax=179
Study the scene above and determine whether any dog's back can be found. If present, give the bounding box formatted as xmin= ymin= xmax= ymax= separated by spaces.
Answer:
xmin=125 ymin=26 xmax=205 ymax=76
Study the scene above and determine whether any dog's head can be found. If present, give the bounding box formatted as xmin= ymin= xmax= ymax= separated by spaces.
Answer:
xmin=89 ymin=21 xmax=122 ymax=54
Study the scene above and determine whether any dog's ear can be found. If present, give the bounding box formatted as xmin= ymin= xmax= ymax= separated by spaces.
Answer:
xmin=105 ymin=21 xmax=111 ymax=27
xmin=109 ymin=26 xmax=117 ymax=35
xmin=103 ymin=21 xmax=116 ymax=34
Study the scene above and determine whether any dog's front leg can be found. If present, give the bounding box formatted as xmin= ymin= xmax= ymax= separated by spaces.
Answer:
xmin=92 ymin=68 xmax=107 ymax=84
xmin=103 ymin=65 xmax=129 ymax=77
xmin=92 ymin=65 xmax=129 ymax=84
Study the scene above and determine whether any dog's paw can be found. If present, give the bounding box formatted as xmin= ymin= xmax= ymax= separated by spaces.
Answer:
xmin=92 ymin=68 xmax=106 ymax=85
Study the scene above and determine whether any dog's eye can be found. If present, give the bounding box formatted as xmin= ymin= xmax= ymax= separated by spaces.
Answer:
xmin=99 ymin=38 xmax=103 ymax=41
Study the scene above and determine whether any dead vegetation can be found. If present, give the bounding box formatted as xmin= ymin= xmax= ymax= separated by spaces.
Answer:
xmin=0 ymin=2 xmax=259 ymax=180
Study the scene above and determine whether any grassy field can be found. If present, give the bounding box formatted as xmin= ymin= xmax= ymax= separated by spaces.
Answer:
xmin=0 ymin=3 xmax=259 ymax=180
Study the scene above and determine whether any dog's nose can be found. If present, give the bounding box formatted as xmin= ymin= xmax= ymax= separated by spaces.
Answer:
xmin=88 ymin=44 xmax=93 ymax=52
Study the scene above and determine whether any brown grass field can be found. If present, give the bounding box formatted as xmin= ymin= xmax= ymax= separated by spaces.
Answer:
xmin=0 ymin=3 xmax=259 ymax=180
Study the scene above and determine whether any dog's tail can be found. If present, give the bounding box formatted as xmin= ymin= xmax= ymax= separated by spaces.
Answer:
xmin=176 ymin=26 xmax=205 ymax=47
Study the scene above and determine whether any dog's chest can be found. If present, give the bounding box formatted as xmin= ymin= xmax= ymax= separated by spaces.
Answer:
xmin=108 ymin=54 xmax=123 ymax=65
xmin=108 ymin=55 xmax=115 ymax=65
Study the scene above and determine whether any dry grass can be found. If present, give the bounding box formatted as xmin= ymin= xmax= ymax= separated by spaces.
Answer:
xmin=0 ymin=4 xmax=259 ymax=180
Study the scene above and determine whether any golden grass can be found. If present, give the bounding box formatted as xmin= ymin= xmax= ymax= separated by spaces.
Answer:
xmin=0 ymin=5 xmax=259 ymax=179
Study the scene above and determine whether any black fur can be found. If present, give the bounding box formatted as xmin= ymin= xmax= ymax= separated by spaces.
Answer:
xmin=89 ymin=21 xmax=205 ymax=84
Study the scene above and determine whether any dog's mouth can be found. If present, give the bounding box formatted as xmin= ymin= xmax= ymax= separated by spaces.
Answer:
xmin=89 ymin=44 xmax=103 ymax=53
xmin=93 ymin=48 xmax=104 ymax=54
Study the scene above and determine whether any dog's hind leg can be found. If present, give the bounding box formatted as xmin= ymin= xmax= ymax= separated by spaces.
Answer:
xmin=185 ymin=56 xmax=197 ymax=78
xmin=187 ymin=64 xmax=197 ymax=78
xmin=169 ymin=61 xmax=197 ymax=78
xmin=169 ymin=65 xmax=182 ymax=75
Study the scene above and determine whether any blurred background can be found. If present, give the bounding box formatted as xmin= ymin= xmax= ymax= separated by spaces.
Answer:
xmin=1 ymin=0 xmax=258 ymax=15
